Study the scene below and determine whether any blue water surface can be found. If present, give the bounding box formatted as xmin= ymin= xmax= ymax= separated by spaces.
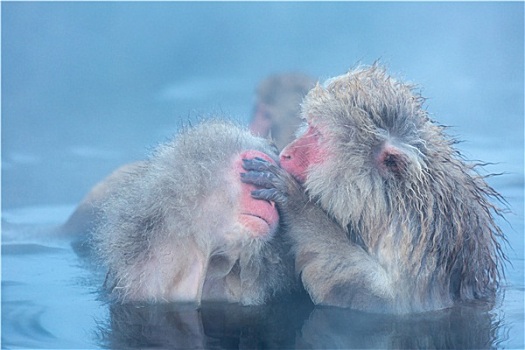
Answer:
xmin=2 ymin=2 xmax=524 ymax=349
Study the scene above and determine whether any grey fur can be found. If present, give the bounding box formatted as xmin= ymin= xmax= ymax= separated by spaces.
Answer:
xmin=242 ymin=65 xmax=506 ymax=314
xmin=89 ymin=119 xmax=294 ymax=305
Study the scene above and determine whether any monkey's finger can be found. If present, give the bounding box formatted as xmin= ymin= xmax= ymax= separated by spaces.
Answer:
xmin=242 ymin=158 xmax=273 ymax=172
xmin=251 ymin=189 xmax=287 ymax=204
xmin=240 ymin=171 xmax=277 ymax=189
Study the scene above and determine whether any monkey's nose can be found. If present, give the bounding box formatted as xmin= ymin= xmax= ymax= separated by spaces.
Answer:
xmin=279 ymin=153 xmax=291 ymax=162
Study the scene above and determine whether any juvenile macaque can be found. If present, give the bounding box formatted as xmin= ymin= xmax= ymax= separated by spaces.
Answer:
xmin=242 ymin=65 xmax=506 ymax=314
xmin=250 ymin=73 xmax=315 ymax=150
xmin=80 ymin=120 xmax=294 ymax=305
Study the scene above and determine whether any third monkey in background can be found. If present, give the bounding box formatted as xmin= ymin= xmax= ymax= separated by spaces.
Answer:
xmin=250 ymin=73 xmax=315 ymax=150
xmin=242 ymin=64 xmax=506 ymax=314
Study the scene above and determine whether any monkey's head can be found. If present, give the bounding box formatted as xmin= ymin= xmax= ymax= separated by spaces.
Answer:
xmin=279 ymin=65 xmax=504 ymax=299
xmin=280 ymin=65 xmax=455 ymax=230
xmin=151 ymin=120 xmax=281 ymax=248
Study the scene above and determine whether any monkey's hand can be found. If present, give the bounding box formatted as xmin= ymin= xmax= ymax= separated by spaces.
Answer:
xmin=241 ymin=157 xmax=309 ymax=221
xmin=242 ymin=158 xmax=395 ymax=311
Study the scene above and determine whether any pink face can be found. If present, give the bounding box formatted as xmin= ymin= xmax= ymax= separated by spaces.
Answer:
xmin=279 ymin=124 xmax=326 ymax=183
xmin=234 ymin=150 xmax=279 ymax=237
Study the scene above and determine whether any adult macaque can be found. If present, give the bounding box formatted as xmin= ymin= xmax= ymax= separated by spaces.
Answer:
xmin=242 ymin=65 xmax=506 ymax=314
xmin=73 ymin=120 xmax=294 ymax=305
xmin=250 ymin=73 xmax=315 ymax=150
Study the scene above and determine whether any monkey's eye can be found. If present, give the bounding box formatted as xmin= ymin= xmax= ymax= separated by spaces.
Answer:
xmin=308 ymin=125 xmax=322 ymax=141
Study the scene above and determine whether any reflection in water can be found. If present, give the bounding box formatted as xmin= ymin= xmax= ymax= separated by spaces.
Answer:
xmin=97 ymin=297 xmax=503 ymax=349
xmin=1 ymin=301 xmax=57 ymax=348
xmin=97 ymin=296 xmax=312 ymax=349
xmin=298 ymin=304 xmax=502 ymax=349
xmin=0 ymin=205 xmax=518 ymax=349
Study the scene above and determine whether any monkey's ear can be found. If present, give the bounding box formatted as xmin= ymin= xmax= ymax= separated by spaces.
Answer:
xmin=376 ymin=143 xmax=408 ymax=178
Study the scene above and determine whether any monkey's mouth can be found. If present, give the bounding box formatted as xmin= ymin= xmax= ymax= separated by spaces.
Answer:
xmin=240 ymin=213 xmax=270 ymax=226
xmin=239 ymin=212 xmax=277 ymax=237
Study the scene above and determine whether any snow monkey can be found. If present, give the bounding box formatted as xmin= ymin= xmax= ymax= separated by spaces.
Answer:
xmin=75 ymin=120 xmax=295 ymax=305
xmin=64 ymin=74 xmax=314 ymax=235
xmin=242 ymin=65 xmax=506 ymax=314
xmin=250 ymin=73 xmax=315 ymax=150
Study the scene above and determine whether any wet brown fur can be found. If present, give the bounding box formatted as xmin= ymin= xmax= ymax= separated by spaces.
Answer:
xmin=303 ymin=65 xmax=506 ymax=311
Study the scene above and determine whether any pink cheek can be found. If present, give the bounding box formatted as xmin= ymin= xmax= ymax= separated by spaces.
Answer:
xmin=238 ymin=183 xmax=279 ymax=236
xmin=235 ymin=150 xmax=280 ymax=237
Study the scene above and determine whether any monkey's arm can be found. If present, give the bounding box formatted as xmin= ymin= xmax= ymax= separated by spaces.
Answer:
xmin=241 ymin=158 xmax=394 ymax=312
